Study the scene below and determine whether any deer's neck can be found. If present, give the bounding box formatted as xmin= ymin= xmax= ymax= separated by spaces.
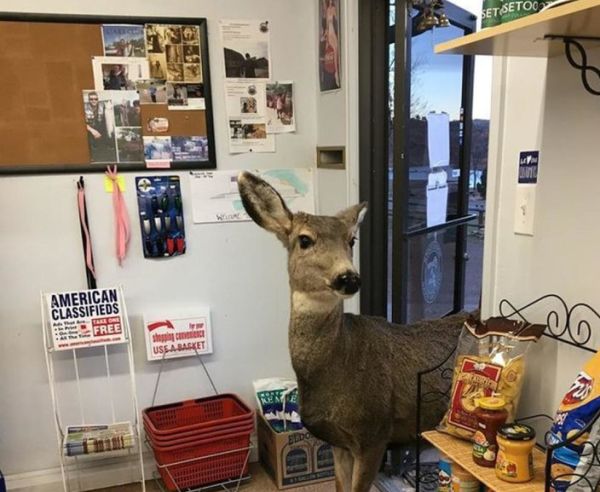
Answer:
xmin=288 ymin=291 xmax=343 ymax=379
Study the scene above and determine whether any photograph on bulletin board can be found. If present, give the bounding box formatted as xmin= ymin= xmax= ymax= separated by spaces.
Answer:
xmin=0 ymin=13 xmax=216 ymax=174
xmin=319 ymin=0 xmax=341 ymax=92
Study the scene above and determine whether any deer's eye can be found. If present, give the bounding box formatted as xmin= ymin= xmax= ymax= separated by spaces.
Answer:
xmin=349 ymin=237 xmax=357 ymax=248
xmin=298 ymin=235 xmax=314 ymax=249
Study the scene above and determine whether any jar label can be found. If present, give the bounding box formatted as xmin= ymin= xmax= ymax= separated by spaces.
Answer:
xmin=496 ymin=450 xmax=518 ymax=478
xmin=473 ymin=430 xmax=497 ymax=462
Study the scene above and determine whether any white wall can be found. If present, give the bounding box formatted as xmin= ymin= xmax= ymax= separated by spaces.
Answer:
xmin=482 ymin=49 xmax=600 ymax=419
xmin=0 ymin=0 xmax=318 ymax=487
xmin=315 ymin=0 xmax=353 ymax=217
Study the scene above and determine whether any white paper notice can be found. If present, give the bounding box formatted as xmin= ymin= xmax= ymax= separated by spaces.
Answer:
xmin=189 ymin=168 xmax=314 ymax=223
xmin=225 ymin=82 xmax=274 ymax=153
xmin=226 ymin=82 xmax=267 ymax=119
xmin=220 ymin=20 xmax=271 ymax=82
xmin=426 ymin=112 xmax=450 ymax=168
xmin=426 ymin=170 xmax=448 ymax=227
xmin=228 ymin=119 xmax=274 ymax=153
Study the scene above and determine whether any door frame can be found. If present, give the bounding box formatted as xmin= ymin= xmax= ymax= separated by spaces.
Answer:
xmin=392 ymin=2 xmax=476 ymax=323
xmin=358 ymin=0 xmax=390 ymax=317
xmin=359 ymin=0 xmax=476 ymax=321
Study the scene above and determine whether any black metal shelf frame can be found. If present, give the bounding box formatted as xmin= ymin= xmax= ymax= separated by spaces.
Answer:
xmin=545 ymin=35 xmax=600 ymax=97
xmin=413 ymin=294 xmax=600 ymax=491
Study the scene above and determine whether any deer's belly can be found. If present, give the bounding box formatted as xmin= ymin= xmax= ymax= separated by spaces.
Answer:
xmin=298 ymin=385 xmax=392 ymax=449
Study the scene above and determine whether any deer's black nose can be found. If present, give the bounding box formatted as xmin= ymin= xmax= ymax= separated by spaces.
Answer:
xmin=333 ymin=271 xmax=361 ymax=295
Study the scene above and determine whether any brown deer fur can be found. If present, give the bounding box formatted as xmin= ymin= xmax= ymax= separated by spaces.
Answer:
xmin=237 ymin=172 xmax=467 ymax=492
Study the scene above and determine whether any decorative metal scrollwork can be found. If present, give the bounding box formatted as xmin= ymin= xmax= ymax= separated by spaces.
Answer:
xmin=545 ymin=35 xmax=600 ymax=97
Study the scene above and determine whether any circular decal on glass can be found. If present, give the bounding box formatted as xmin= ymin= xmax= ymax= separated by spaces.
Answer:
xmin=421 ymin=239 xmax=443 ymax=304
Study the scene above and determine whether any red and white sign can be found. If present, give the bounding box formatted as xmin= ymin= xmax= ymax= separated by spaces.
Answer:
xmin=144 ymin=309 xmax=212 ymax=361
xmin=44 ymin=288 xmax=127 ymax=351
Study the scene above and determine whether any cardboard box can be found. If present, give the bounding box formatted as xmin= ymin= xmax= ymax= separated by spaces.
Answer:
xmin=256 ymin=412 xmax=335 ymax=489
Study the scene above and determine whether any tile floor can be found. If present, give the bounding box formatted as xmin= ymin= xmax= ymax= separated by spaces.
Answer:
xmin=93 ymin=463 xmax=339 ymax=492
xmin=92 ymin=463 xmax=379 ymax=491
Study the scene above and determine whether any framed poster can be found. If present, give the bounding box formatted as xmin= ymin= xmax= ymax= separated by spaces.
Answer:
xmin=0 ymin=12 xmax=216 ymax=174
xmin=319 ymin=0 xmax=342 ymax=92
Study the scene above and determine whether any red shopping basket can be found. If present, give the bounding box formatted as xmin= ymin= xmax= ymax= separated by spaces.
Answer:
xmin=150 ymin=430 xmax=252 ymax=491
xmin=144 ymin=394 xmax=252 ymax=436
xmin=145 ymin=420 xmax=254 ymax=447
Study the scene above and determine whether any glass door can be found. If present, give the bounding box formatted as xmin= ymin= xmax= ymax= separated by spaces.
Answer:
xmin=389 ymin=1 xmax=476 ymax=323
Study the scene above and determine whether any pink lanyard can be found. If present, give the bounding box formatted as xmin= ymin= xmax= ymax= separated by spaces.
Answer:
xmin=77 ymin=180 xmax=97 ymax=279
xmin=105 ymin=166 xmax=130 ymax=265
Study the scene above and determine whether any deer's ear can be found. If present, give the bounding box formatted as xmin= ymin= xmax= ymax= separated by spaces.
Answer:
xmin=237 ymin=171 xmax=293 ymax=244
xmin=336 ymin=202 xmax=368 ymax=233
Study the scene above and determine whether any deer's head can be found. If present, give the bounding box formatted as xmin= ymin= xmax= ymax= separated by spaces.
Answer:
xmin=238 ymin=172 xmax=367 ymax=300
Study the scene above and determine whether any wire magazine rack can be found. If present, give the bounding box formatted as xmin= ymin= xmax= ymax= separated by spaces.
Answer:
xmin=412 ymin=294 xmax=600 ymax=491
xmin=146 ymin=349 xmax=253 ymax=492
xmin=40 ymin=286 xmax=145 ymax=492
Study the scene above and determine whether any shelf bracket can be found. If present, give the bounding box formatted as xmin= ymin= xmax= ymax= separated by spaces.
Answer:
xmin=545 ymin=35 xmax=600 ymax=96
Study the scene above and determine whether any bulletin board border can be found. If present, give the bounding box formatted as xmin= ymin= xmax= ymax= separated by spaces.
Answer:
xmin=0 ymin=11 xmax=217 ymax=175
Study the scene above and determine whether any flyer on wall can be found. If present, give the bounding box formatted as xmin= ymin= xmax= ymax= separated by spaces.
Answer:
xmin=266 ymin=81 xmax=295 ymax=133
xmin=225 ymin=82 xmax=274 ymax=153
xmin=189 ymin=168 xmax=315 ymax=224
xmin=228 ymin=118 xmax=274 ymax=153
xmin=220 ymin=19 xmax=271 ymax=82
xmin=225 ymin=82 xmax=266 ymax=119
xmin=44 ymin=287 xmax=128 ymax=351
xmin=319 ymin=0 xmax=342 ymax=92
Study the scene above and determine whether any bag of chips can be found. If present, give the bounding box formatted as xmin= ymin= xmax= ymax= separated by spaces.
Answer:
xmin=548 ymin=351 xmax=600 ymax=491
xmin=253 ymin=377 xmax=303 ymax=432
xmin=438 ymin=317 xmax=545 ymax=440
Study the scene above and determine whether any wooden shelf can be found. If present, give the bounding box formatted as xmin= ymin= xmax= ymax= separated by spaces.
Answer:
xmin=422 ymin=430 xmax=546 ymax=491
xmin=435 ymin=0 xmax=600 ymax=57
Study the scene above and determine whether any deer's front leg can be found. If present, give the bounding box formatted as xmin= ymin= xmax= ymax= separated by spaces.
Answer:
xmin=333 ymin=446 xmax=353 ymax=492
xmin=350 ymin=443 xmax=386 ymax=492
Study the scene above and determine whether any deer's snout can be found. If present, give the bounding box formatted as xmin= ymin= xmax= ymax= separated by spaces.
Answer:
xmin=332 ymin=271 xmax=361 ymax=295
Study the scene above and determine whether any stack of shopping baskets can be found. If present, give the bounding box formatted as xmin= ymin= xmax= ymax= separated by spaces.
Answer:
xmin=144 ymin=394 xmax=254 ymax=491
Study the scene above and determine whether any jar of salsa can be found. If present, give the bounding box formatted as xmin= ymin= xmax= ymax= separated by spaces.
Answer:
xmin=472 ymin=396 xmax=508 ymax=467
xmin=496 ymin=423 xmax=536 ymax=483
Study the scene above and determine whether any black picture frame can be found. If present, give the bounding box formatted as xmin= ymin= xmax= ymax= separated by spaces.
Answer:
xmin=0 ymin=12 xmax=217 ymax=175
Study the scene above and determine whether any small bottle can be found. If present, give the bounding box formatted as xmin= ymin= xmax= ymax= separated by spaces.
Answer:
xmin=481 ymin=0 xmax=502 ymax=28
xmin=472 ymin=396 xmax=508 ymax=467
xmin=452 ymin=464 xmax=481 ymax=491
xmin=438 ymin=453 xmax=453 ymax=492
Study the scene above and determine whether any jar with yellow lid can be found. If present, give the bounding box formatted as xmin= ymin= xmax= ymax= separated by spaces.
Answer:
xmin=472 ymin=396 xmax=508 ymax=467
xmin=495 ymin=423 xmax=536 ymax=483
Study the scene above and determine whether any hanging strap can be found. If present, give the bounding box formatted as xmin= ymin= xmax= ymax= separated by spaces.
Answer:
xmin=77 ymin=178 xmax=97 ymax=282
xmin=106 ymin=166 xmax=131 ymax=266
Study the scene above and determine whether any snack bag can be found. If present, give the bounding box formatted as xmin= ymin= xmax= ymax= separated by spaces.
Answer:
xmin=548 ymin=351 xmax=600 ymax=491
xmin=438 ymin=317 xmax=544 ymax=440
xmin=253 ymin=378 xmax=303 ymax=432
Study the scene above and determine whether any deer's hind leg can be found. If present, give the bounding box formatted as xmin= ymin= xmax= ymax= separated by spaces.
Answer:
xmin=333 ymin=446 xmax=354 ymax=492
xmin=350 ymin=443 xmax=386 ymax=492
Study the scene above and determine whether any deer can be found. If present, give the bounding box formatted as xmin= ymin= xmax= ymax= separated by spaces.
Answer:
xmin=237 ymin=172 xmax=469 ymax=492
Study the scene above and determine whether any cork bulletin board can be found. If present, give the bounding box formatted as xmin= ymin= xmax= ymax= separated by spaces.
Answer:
xmin=0 ymin=12 xmax=217 ymax=174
